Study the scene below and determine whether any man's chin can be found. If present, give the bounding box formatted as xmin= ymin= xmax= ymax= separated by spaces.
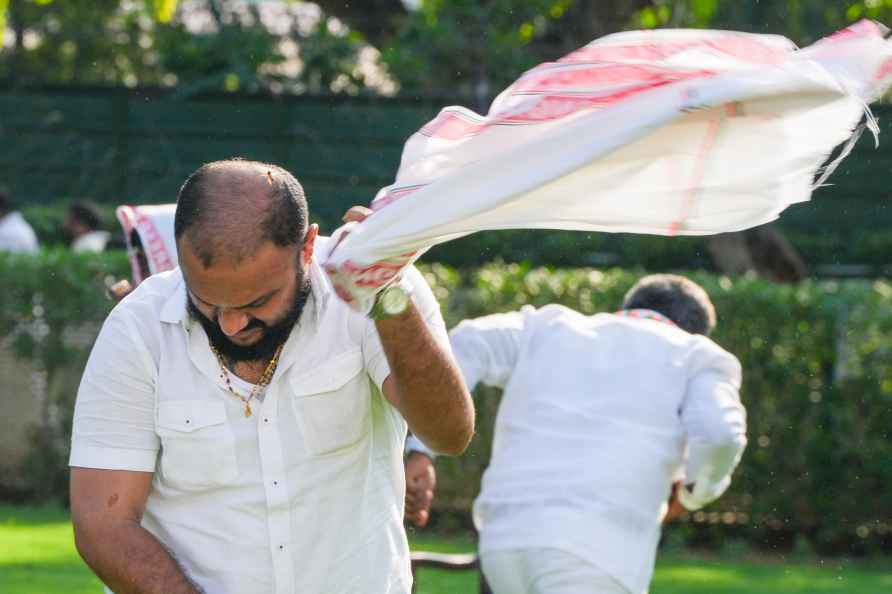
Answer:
xmin=211 ymin=337 xmax=277 ymax=363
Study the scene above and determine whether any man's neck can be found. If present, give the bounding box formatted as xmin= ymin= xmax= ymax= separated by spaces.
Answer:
xmin=221 ymin=353 xmax=273 ymax=385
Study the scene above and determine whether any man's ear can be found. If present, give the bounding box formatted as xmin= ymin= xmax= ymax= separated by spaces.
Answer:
xmin=301 ymin=224 xmax=319 ymax=267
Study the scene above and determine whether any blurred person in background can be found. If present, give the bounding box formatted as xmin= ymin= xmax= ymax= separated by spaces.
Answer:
xmin=448 ymin=274 xmax=747 ymax=594
xmin=103 ymin=201 xmax=440 ymax=528
xmin=0 ymin=187 xmax=39 ymax=254
xmin=64 ymin=201 xmax=110 ymax=253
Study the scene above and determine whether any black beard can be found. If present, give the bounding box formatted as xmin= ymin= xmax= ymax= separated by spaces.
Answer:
xmin=187 ymin=273 xmax=312 ymax=363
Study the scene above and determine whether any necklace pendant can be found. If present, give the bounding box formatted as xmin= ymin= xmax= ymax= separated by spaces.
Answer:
xmin=244 ymin=403 xmax=252 ymax=417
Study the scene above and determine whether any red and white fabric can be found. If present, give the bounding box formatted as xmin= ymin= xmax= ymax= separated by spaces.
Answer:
xmin=115 ymin=204 xmax=178 ymax=285
xmin=323 ymin=20 xmax=892 ymax=313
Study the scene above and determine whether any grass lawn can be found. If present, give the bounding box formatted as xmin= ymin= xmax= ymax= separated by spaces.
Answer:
xmin=3 ymin=503 xmax=891 ymax=594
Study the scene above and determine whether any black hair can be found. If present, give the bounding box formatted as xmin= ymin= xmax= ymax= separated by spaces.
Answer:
xmin=622 ymin=274 xmax=716 ymax=335
xmin=68 ymin=202 xmax=103 ymax=231
xmin=174 ymin=159 xmax=309 ymax=267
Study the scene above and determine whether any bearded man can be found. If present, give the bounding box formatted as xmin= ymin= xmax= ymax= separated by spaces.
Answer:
xmin=69 ymin=159 xmax=474 ymax=594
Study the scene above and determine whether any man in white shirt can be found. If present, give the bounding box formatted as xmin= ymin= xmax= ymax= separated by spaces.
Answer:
xmin=449 ymin=274 xmax=747 ymax=594
xmin=103 ymin=201 xmax=440 ymax=528
xmin=65 ymin=202 xmax=111 ymax=253
xmin=69 ymin=159 xmax=475 ymax=594
xmin=0 ymin=188 xmax=39 ymax=254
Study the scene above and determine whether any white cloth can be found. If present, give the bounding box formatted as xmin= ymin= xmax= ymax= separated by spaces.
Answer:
xmin=0 ymin=211 xmax=38 ymax=254
xmin=71 ymin=230 xmax=110 ymax=253
xmin=323 ymin=21 xmax=892 ymax=312
xmin=481 ymin=548 xmax=631 ymax=594
xmin=69 ymin=237 xmax=450 ymax=594
xmin=449 ymin=306 xmax=746 ymax=594
xmin=115 ymin=204 xmax=178 ymax=283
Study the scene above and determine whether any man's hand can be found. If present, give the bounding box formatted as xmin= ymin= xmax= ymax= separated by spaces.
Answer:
xmin=342 ymin=205 xmax=373 ymax=224
xmin=664 ymin=480 xmax=688 ymax=523
xmin=105 ymin=278 xmax=134 ymax=302
xmin=340 ymin=204 xmax=475 ymax=456
xmin=405 ymin=452 xmax=436 ymax=527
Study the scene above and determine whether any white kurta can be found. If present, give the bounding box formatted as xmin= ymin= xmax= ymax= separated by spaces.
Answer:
xmin=69 ymin=238 xmax=451 ymax=594
xmin=450 ymin=306 xmax=747 ymax=594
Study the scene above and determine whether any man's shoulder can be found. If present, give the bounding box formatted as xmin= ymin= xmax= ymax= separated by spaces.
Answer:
xmin=600 ymin=313 xmax=736 ymax=355
xmin=114 ymin=268 xmax=183 ymax=324
xmin=688 ymin=332 xmax=739 ymax=360
xmin=525 ymin=303 xmax=580 ymax=323
xmin=683 ymin=333 xmax=741 ymax=381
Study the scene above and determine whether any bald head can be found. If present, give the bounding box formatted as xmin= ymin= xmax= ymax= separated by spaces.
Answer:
xmin=174 ymin=159 xmax=309 ymax=267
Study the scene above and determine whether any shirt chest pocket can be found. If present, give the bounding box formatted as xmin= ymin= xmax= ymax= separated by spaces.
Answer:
xmin=290 ymin=349 xmax=371 ymax=456
xmin=156 ymin=400 xmax=237 ymax=490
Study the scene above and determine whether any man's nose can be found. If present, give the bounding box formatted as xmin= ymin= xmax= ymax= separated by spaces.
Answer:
xmin=217 ymin=309 xmax=251 ymax=337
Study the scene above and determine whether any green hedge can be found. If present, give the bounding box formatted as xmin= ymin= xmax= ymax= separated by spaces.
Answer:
xmin=2 ymin=251 xmax=891 ymax=554
xmin=0 ymin=250 xmax=129 ymax=499
xmin=423 ymin=263 xmax=892 ymax=554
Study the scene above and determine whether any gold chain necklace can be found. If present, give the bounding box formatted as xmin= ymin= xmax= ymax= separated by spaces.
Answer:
xmin=211 ymin=343 xmax=284 ymax=417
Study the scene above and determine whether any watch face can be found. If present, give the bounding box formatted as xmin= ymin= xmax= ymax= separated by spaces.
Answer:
xmin=382 ymin=285 xmax=410 ymax=315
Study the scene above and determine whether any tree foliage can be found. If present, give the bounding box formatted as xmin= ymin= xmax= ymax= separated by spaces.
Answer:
xmin=3 ymin=1 xmax=891 ymax=95
xmin=0 ymin=0 xmax=380 ymax=94
xmin=342 ymin=0 xmax=892 ymax=97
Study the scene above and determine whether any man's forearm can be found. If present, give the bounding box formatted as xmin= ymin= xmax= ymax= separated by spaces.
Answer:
xmin=376 ymin=304 xmax=474 ymax=455
xmin=76 ymin=520 xmax=202 ymax=594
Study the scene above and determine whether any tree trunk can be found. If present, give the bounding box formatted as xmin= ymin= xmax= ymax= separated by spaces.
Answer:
xmin=8 ymin=0 xmax=25 ymax=83
xmin=707 ymin=224 xmax=807 ymax=283
xmin=312 ymin=0 xmax=408 ymax=48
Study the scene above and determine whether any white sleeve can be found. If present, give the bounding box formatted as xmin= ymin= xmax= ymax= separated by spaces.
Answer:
xmin=362 ymin=265 xmax=451 ymax=392
xmin=678 ymin=341 xmax=747 ymax=510
xmin=405 ymin=434 xmax=437 ymax=460
xmin=448 ymin=309 xmax=527 ymax=391
xmin=69 ymin=309 xmax=159 ymax=472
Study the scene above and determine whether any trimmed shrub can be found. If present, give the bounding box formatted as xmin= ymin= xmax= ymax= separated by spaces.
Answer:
xmin=1 ymin=253 xmax=890 ymax=553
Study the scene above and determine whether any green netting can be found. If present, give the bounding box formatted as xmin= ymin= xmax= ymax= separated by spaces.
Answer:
xmin=1 ymin=89 xmax=890 ymax=259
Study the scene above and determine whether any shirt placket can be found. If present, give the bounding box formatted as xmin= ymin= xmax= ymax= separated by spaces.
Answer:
xmin=256 ymin=382 xmax=295 ymax=594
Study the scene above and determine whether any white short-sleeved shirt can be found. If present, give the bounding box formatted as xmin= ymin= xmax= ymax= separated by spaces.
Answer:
xmin=70 ymin=237 xmax=450 ymax=594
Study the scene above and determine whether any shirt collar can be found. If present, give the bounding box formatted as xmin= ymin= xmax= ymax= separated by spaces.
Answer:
xmin=615 ymin=308 xmax=676 ymax=326
xmin=159 ymin=237 xmax=334 ymax=327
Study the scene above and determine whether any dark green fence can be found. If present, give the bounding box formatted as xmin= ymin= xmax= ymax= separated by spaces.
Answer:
xmin=1 ymin=87 xmax=891 ymax=267
xmin=0 ymin=87 xmax=450 ymax=232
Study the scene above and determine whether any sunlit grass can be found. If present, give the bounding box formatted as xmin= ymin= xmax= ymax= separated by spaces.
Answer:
xmin=2 ymin=504 xmax=890 ymax=594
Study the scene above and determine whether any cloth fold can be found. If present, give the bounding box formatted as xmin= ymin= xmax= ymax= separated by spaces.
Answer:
xmin=323 ymin=20 xmax=892 ymax=313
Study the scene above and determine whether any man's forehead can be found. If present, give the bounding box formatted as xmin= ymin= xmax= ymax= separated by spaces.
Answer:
xmin=180 ymin=241 xmax=297 ymax=308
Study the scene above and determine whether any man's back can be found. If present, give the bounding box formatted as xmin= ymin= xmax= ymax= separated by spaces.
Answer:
xmin=450 ymin=304 xmax=745 ymax=594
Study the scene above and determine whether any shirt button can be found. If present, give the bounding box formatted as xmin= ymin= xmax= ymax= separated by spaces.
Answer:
xmin=263 ymin=417 xmax=270 ymax=424
xmin=273 ymin=480 xmax=279 ymax=486
xmin=278 ymin=545 xmax=285 ymax=551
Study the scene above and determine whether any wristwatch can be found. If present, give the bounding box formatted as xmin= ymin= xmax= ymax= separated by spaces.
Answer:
xmin=676 ymin=482 xmax=701 ymax=511
xmin=369 ymin=280 xmax=413 ymax=320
